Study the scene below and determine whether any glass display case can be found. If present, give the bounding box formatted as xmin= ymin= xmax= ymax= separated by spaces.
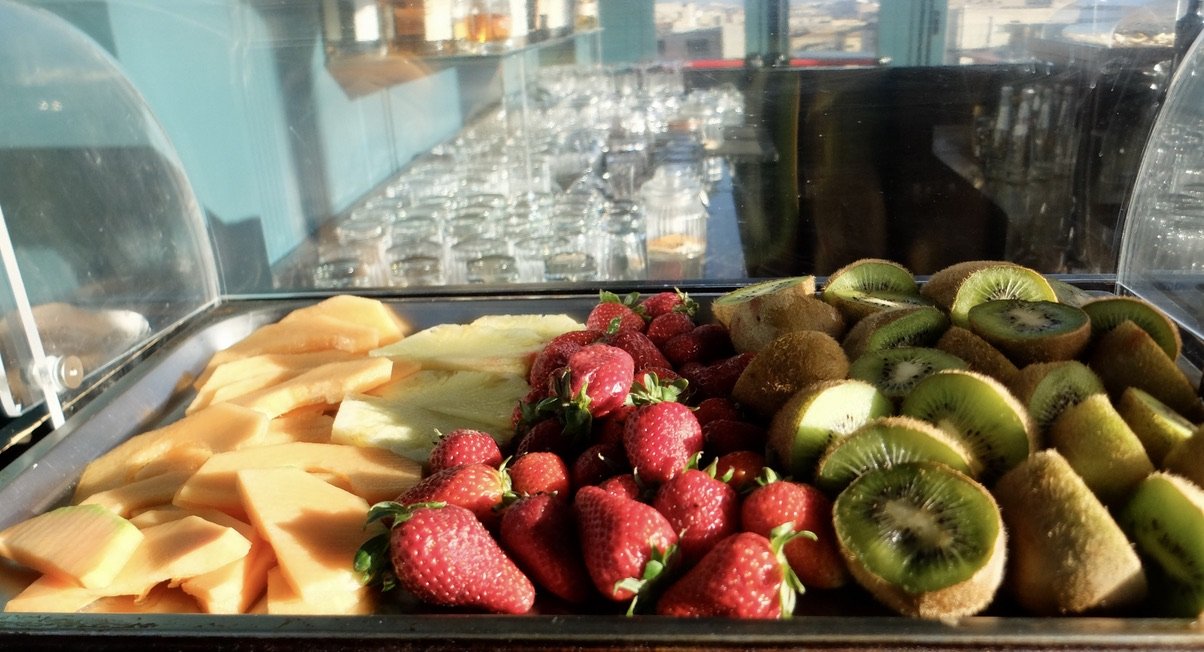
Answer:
xmin=0 ymin=0 xmax=1203 ymax=647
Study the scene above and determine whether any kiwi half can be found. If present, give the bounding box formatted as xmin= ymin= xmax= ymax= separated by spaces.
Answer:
xmin=967 ymin=300 xmax=1091 ymax=365
xmin=1047 ymin=393 xmax=1153 ymax=508
xmin=727 ymin=294 xmax=845 ymax=353
xmin=1007 ymin=360 xmax=1105 ymax=434
xmin=1089 ymin=320 xmax=1204 ymax=422
xmin=822 ymin=259 xmax=928 ymax=323
xmin=948 ymin=265 xmax=1058 ymax=328
xmin=711 ymin=276 xmax=817 ymax=329
xmin=814 ymin=416 xmax=976 ymax=494
xmin=1049 ymin=278 xmax=1097 ymax=308
xmin=848 ymin=347 xmax=967 ymax=400
xmin=833 ymin=461 xmax=1006 ymax=619
xmin=731 ymin=330 xmax=850 ymax=418
xmin=935 ymin=326 xmax=1021 ymax=386
xmin=900 ymin=369 xmax=1035 ymax=484
xmin=1083 ymin=296 xmax=1182 ymax=360
xmin=1119 ymin=472 xmax=1204 ymax=617
xmin=993 ymin=450 xmax=1147 ymax=616
xmin=766 ymin=379 xmax=893 ymax=481
xmin=1119 ymin=387 xmax=1197 ymax=466
xmin=921 ymin=260 xmax=1017 ymax=312
xmin=1161 ymin=425 xmax=1204 ymax=489
xmin=841 ymin=306 xmax=950 ymax=360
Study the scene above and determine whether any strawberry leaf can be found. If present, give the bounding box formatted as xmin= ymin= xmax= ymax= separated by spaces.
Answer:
xmin=353 ymin=532 xmax=391 ymax=587
xmin=629 ymin=372 xmax=688 ymax=405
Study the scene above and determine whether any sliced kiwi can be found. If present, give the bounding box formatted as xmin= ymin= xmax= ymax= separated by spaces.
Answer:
xmin=823 ymin=259 xmax=928 ymax=323
xmin=900 ymin=369 xmax=1035 ymax=484
xmin=766 ymin=379 xmax=893 ymax=481
xmin=1089 ymin=320 xmax=1204 ymax=422
xmin=841 ymin=306 xmax=950 ymax=360
xmin=711 ymin=276 xmax=817 ymax=329
xmin=1118 ymin=472 xmax=1204 ymax=617
xmin=1047 ymin=393 xmax=1153 ymax=508
xmin=1161 ymin=425 xmax=1204 ymax=488
xmin=1007 ymin=361 xmax=1105 ymax=434
xmin=848 ymin=347 xmax=967 ymax=400
xmin=1083 ymin=296 xmax=1182 ymax=360
xmin=920 ymin=260 xmax=1018 ymax=312
xmin=814 ymin=416 xmax=976 ymax=494
xmin=993 ymin=450 xmax=1147 ymax=616
xmin=727 ymin=294 xmax=845 ymax=353
xmin=833 ymin=461 xmax=1006 ymax=619
xmin=935 ymin=326 xmax=1020 ymax=386
xmin=967 ymin=300 xmax=1091 ymax=365
xmin=731 ymin=330 xmax=850 ymax=418
xmin=948 ymin=265 xmax=1058 ymax=328
xmin=1119 ymin=387 xmax=1197 ymax=466
xmin=1048 ymin=278 xmax=1098 ymax=308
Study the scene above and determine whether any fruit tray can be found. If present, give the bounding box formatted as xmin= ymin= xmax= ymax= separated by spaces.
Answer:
xmin=0 ymin=281 xmax=1202 ymax=651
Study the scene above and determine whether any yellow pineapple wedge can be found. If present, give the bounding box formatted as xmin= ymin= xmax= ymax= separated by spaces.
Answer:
xmin=370 ymin=313 xmax=582 ymax=376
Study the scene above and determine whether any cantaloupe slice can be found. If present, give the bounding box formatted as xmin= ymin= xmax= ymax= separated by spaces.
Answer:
xmin=264 ymin=566 xmax=374 ymax=615
xmin=236 ymin=467 xmax=380 ymax=602
xmin=101 ymin=515 xmax=251 ymax=600
xmin=259 ymin=411 xmax=335 ymax=446
xmin=82 ymin=585 xmax=203 ymax=614
xmin=5 ymin=573 xmax=101 ymax=613
xmin=230 ymin=357 xmax=393 ymax=419
xmin=280 ymin=295 xmax=410 ymax=346
xmin=0 ymin=504 xmax=143 ymax=589
xmin=188 ymin=350 xmax=364 ymax=414
xmin=203 ymin=313 xmax=383 ymax=374
xmin=79 ymin=470 xmax=193 ymax=518
xmin=73 ymin=403 xmax=269 ymax=502
xmin=173 ymin=442 xmax=420 ymax=517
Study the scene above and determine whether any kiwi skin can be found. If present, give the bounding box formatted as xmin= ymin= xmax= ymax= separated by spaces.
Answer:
xmin=727 ymin=294 xmax=845 ymax=353
xmin=935 ymin=326 xmax=1020 ymax=386
xmin=1161 ymin=424 xmax=1204 ymax=489
xmin=1047 ymin=393 xmax=1154 ymax=508
xmin=731 ymin=330 xmax=850 ymax=418
xmin=1118 ymin=387 xmax=1197 ymax=466
xmin=968 ymin=300 xmax=1091 ymax=366
xmin=1088 ymin=320 xmax=1204 ymax=422
xmin=993 ymin=449 xmax=1147 ymax=616
xmin=1007 ymin=360 xmax=1105 ymax=434
xmin=712 ymin=276 xmax=817 ymax=329
xmin=1083 ymin=296 xmax=1183 ymax=360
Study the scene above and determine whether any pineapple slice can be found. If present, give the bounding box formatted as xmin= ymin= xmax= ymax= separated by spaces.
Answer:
xmin=370 ymin=313 xmax=582 ymax=376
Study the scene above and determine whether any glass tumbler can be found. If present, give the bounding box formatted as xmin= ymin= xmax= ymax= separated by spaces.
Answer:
xmin=544 ymin=251 xmax=598 ymax=283
xmin=386 ymin=240 xmax=445 ymax=287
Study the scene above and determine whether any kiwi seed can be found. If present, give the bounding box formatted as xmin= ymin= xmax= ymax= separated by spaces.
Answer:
xmin=1118 ymin=472 xmax=1204 ymax=617
xmin=1046 ymin=393 xmax=1154 ymax=508
xmin=848 ymin=347 xmax=967 ymax=400
xmin=765 ymin=379 xmax=893 ymax=481
xmin=1083 ymin=296 xmax=1182 ymax=360
xmin=814 ymin=416 xmax=976 ymax=494
xmin=967 ymin=300 xmax=1091 ymax=365
xmin=1007 ymin=360 xmax=1105 ymax=434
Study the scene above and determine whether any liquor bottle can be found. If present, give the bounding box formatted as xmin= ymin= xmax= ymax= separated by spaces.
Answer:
xmin=389 ymin=0 xmax=455 ymax=55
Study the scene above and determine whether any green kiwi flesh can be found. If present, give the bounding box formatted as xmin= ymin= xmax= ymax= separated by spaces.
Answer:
xmin=823 ymin=259 xmax=926 ymax=322
xmin=842 ymin=306 xmax=950 ymax=360
xmin=1119 ymin=387 xmax=1197 ymax=466
xmin=1088 ymin=320 xmax=1204 ymax=422
xmin=1119 ymin=473 xmax=1204 ymax=617
xmin=993 ymin=450 xmax=1147 ymax=615
xmin=948 ymin=265 xmax=1057 ymax=328
xmin=711 ymin=276 xmax=816 ymax=328
xmin=1083 ymin=296 xmax=1182 ymax=360
xmin=967 ymin=300 xmax=1091 ymax=365
xmin=900 ymin=369 xmax=1035 ymax=484
xmin=1008 ymin=361 xmax=1106 ymax=433
xmin=766 ymin=379 xmax=893 ymax=480
xmin=1161 ymin=425 xmax=1204 ymax=489
xmin=814 ymin=416 xmax=976 ymax=494
xmin=732 ymin=330 xmax=850 ymax=418
xmin=1049 ymin=278 xmax=1098 ymax=308
xmin=1047 ymin=393 xmax=1154 ymax=508
xmin=935 ymin=326 xmax=1021 ymax=386
xmin=834 ymin=461 xmax=1005 ymax=619
xmin=848 ymin=347 xmax=967 ymax=399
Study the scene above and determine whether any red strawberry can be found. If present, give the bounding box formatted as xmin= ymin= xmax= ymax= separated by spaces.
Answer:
xmin=652 ymin=464 xmax=740 ymax=565
xmin=574 ymin=485 xmax=678 ymax=607
xmin=397 ymin=463 xmax=509 ymax=528
xmin=585 ymin=291 xmax=647 ymax=333
xmin=427 ymin=429 xmax=503 ymax=476
xmin=663 ymin=324 xmax=734 ymax=367
xmin=740 ymin=475 xmax=848 ymax=590
xmin=508 ymin=451 xmax=571 ymax=497
xmin=694 ymin=397 xmax=743 ymax=426
xmin=714 ymin=450 xmax=767 ymax=494
xmin=606 ymin=330 xmax=671 ymax=372
xmin=639 ymin=289 xmax=698 ymax=319
xmin=513 ymin=417 xmax=572 ymax=458
xmin=528 ymin=329 xmax=604 ymax=389
xmin=623 ymin=401 xmax=703 ymax=485
xmin=655 ymin=530 xmax=804 ymax=619
xmin=682 ymin=352 xmax=755 ymax=401
xmin=571 ymin=442 xmax=629 ymax=489
xmin=364 ymin=502 xmax=535 ymax=614
xmin=557 ymin=343 xmax=635 ymax=419
xmin=702 ymin=418 xmax=768 ymax=456
xmin=596 ymin=473 xmax=643 ymax=500
xmin=593 ymin=403 xmax=635 ymax=449
xmin=645 ymin=311 xmax=696 ymax=347
xmin=499 ymin=493 xmax=594 ymax=604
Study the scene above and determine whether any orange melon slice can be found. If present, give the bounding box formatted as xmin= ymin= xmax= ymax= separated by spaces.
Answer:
xmin=203 ymin=313 xmax=383 ymax=373
xmin=102 ymin=515 xmax=252 ymax=600
xmin=5 ymin=573 xmax=100 ymax=613
xmin=264 ymin=566 xmax=374 ymax=615
xmin=236 ymin=467 xmax=380 ymax=602
xmin=279 ymin=295 xmax=410 ymax=346
xmin=188 ymin=350 xmax=364 ymax=414
xmin=259 ymin=411 xmax=335 ymax=446
xmin=79 ymin=470 xmax=192 ymax=518
xmin=230 ymin=357 xmax=393 ymax=419
xmin=174 ymin=442 xmax=421 ymax=517
xmin=0 ymin=504 xmax=143 ymax=589
xmin=82 ymin=585 xmax=203 ymax=614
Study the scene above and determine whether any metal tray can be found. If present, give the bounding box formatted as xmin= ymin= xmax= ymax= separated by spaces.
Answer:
xmin=1 ymin=283 xmax=1203 ymax=651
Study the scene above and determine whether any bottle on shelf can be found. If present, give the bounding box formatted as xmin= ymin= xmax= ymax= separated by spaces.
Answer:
xmin=388 ymin=0 xmax=456 ymax=55
xmin=320 ymin=0 xmax=392 ymax=58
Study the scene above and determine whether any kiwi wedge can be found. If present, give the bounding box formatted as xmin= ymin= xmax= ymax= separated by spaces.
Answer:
xmin=711 ymin=276 xmax=817 ymax=329
xmin=766 ymin=379 xmax=893 ymax=481
xmin=935 ymin=326 xmax=1021 ymax=386
xmin=1083 ymin=296 xmax=1182 ymax=360
xmin=841 ymin=306 xmax=950 ymax=360
xmin=993 ymin=450 xmax=1147 ymax=616
xmin=1118 ymin=472 xmax=1204 ymax=617
xmin=920 ymin=260 xmax=1017 ymax=312
xmin=967 ymin=300 xmax=1091 ymax=365
xmin=947 ymin=265 xmax=1058 ymax=328
xmin=900 ymin=369 xmax=1035 ymax=484
xmin=1007 ymin=360 xmax=1105 ymax=434
xmin=814 ymin=416 xmax=976 ymax=494
xmin=1089 ymin=320 xmax=1204 ymax=422
xmin=727 ymin=294 xmax=845 ymax=353
xmin=833 ymin=461 xmax=1006 ymax=619
xmin=848 ymin=347 xmax=967 ymax=400
xmin=1049 ymin=278 xmax=1097 ymax=308
xmin=1047 ymin=393 xmax=1153 ymax=508
xmin=732 ymin=330 xmax=850 ymax=418
xmin=1119 ymin=387 xmax=1197 ymax=466
xmin=1161 ymin=425 xmax=1204 ymax=488
xmin=822 ymin=258 xmax=929 ymax=323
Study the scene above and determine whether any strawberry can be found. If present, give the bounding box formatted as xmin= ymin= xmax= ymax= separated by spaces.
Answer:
xmin=740 ymin=473 xmax=849 ymax=590
xmin=508 ymin=451 xmax=571 ymax=498
xmin=556 ymin=343 xmax=635 ymax=420
xmin=639 ymin=289 xmax=698 ymax=319
xmin=663 ymin=324 xmax=733 ymax=367
xmin=358 ymin=502 xmax=534 ymax=614
xmin=499 ymin=493 xmax=594 ymax=604
xmin=592 ymin=403 xmax=635 ymax=449
xmin=397 ymin=463 xmax=509 ymax=528
xmin=655 ymin=529 xmax=805 ymax=619
xmin=714 ymin=450 xmax=767 ymax=494
xmin=702 ymin=418 xmax=768 ymax=456
xmin=585 ymin=291 xmax=646 ymax=333
xmin=513 ymin=417 xmax=573 ymax=458
xmin=652 ymin=462 xmax=740 ymax=565
xmin=681 ymin=352 xmax=755 ymax=401
xmin=623 ymin=401 xmax=704 ymax=485
xmin=574 ymin=485 xmax=678 ymax=609
xmin=427 ymin=429 xmax=503 ymax=476
xmin=528 ymin=329 xmax=604 ymax=390
xmin=571 ymin=442 xmax=629 ymax=489
xmin=645 ymin=311 xmax=696 ymax=347
xmin=596 ymin=473 xmax=643 ymax=500
xmin=694 ymin=397 xmax=744 ymax=426
xmin=606 ymin=330 xmax=671 ymax=372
